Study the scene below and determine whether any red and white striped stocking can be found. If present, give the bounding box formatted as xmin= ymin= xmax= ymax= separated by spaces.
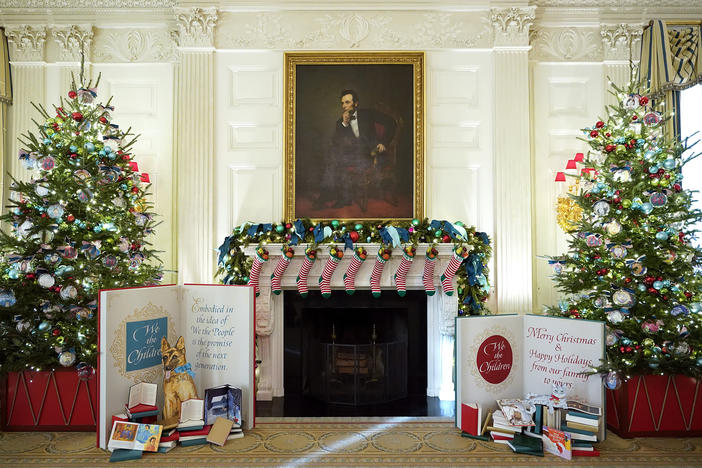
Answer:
xmin=296 ymin=248 xmax=316 ymax=298
xmin=343 ymin=247 xmax=367 ymax=295
xmin=441 ymin=246 xmax=468 ymax=296
xmin=247 ymin=247 xmax=269 ymax=297
xmin=271 ymin=246 xmax=294 ymax=295
xmin=394 ymin=245 xmax=416 ymax=297
xmin=371 ymin=247 xmax=391 ymax=298
xmin=423 ymin=247 xmax=438 ymax=296
xmin=319 ymin=246 xmax=343 ymax=298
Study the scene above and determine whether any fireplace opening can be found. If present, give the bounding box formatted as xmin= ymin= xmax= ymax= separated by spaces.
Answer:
xmin=255 ymin=289 xmax=453 ymax=417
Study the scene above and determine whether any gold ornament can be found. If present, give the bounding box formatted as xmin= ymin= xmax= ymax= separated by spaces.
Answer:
xmin=556 ymin=186 xmax=583 ymax=233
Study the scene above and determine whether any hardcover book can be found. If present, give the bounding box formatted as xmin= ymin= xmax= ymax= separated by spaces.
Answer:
xmin=97 ymin=284 xmax=255 ymax=449
xmin=204 ymin=384 xmax=242 ymax=426
xmin=543 ymin=426 xmax=572 ymax=460
xmin=455 ymin=314 xmax=604 ymax=435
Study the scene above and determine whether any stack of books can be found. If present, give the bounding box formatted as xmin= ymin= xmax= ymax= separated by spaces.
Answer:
xmin=125 ymin=382 xmax=159 ymax=423
xmin=560 ymin=406 xmax=602 ymax=452
xmin=177 ymin=399 xmax=205 ymax=432
xmin=157 ymin=429 xmax=179 ymax=453
xmin=179 ymin=425 xmax=212 ymax=447
xmin=487 ymin=410 xmax=524 ymax=443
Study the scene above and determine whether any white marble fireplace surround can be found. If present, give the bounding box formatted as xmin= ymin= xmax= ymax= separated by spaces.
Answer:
xmin=245 ymin=243 xmax=460 ymax=401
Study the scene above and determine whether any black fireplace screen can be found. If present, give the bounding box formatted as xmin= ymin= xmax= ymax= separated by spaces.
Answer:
xmin=308 ymin=341 xmax=408 ymax=405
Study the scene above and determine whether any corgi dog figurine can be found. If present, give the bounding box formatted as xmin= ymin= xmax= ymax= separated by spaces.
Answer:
xmin=161 ymin=336 xmax=198 ymax=421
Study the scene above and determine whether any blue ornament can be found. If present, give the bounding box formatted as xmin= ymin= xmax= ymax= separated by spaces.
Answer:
xmin=8 ymin=270 xmax=19 ymax=279
xmin=641 ymin=202 xmax=654 ymax=214
xmin=70 ymin=145 xmax=77 ymax=153
xmin=120 ymin=184 xmax=127 ymax=190
xmin=649 ymin=166 xmax=659 ymax=174
xmin=690 ymin=303 xmax=701 ymax=314
xmin=93 ymin=225 xmax=102 ymax=233
xmin=655 ymin=231 xmax=669 ymax=241
xmin=84 ymin=142 xmax=95 ymax=152
xmin=621 ymin=338 xmax=632 ymax=346
xmin=604 ymin=371 xmax=622 ymax=390
xmin=108 ymin=153 xmax=116 ymax=160
xmin=38 ymin=321 xmax=50 ymax=331
xmin=653 ymin=280 xmax=664 ymax=290
xmin=697 ymin=358 xmax=702 ymax=367
xmin=99 ymin=150 xmax=106 ymax=157
xmin=649 ymin=360 xmax=660 ymax=369
xmin=644 ymin=150 xmax=655 ymax=160
xmin=670 ymin=305 xmax=689 ymax=316
xmin=637 ymin=139 xmax=645 ymax=146
xmin=43 ymin=138 xmax=51 ymax=145
xmin=663 ymin=159 xmax=676 ymax=170
xmin=0 ymin=290 xmax=16 ymax=307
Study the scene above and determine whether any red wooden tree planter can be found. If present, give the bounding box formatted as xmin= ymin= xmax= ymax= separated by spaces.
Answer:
xmin=2 ymin=368 xmax=97 ymax=431
xmin=606 ymin=374 xmax=702 ymax=437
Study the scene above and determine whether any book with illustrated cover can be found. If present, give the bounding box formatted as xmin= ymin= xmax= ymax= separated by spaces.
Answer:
xmin=107 ymin=421 xmax=163 ymax=452
xmin=204 ymin=385 xmax=242 ymax=426
xmin=97 ymin=284 xmax=255 ymax=449
xmin=542 ymin=426 xmax=572 ymax=460
xmin=455 ymin=314 xmax=604 ymax=435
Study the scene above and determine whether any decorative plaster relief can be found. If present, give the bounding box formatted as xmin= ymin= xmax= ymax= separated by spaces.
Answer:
xmin=5 ymin=25 xmax=46 ymax=62
xmin=93 ymin=29 xmax=177 ymax=62
xmin=490 ymin=6 xmax=535 ymax=47
xmin=0 ymin=0 xmax=173 ymax=5
xmin=533 ymin=0 xmax=693 ymax=6
xmin=216 ymin=11 xmax=491 ymax=50
xmin=52 ymin=25 xmax=93 ymax=62
xmin=174 ymin=6 xmax=218 ymax=49
xmin=530 ymin=27 xmax=602 ymax=62
xmin=601 ymin=23 xmax=642 ymax=61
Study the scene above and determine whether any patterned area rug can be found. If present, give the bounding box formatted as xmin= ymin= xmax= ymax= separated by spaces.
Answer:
xmin=1 ymin=417 xmax=702 ymax=468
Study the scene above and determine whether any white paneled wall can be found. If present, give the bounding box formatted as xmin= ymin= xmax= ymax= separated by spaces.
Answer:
xmin=214 ymin=51 xmax=284 ymax=244
xmin=94 ymin=64 xmax=175 ymax=282
xmin=426 ymin=51 xmax=494 ymax=233
xmin=531 ymin=63 xmax=603 ymax=311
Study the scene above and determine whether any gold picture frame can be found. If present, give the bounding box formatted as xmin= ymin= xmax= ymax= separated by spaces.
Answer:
xmin=284 ymin=51 xmax=424 ymax=221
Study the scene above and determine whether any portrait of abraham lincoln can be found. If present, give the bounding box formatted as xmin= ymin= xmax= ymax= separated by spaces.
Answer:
xmin=285 ymin=52 xmax=424 ymax=221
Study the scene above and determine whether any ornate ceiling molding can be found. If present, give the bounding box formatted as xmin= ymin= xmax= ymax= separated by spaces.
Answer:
xmin=216 ymin=11 xmax=491 ymax=50
xmin=174 ymin=6 xmax=218 ymax=49
xmin=600 ymin=23 xmax=642 ymax=61
xmin=52 ymin=25 xmax=94 ymax=62
xmin=530 ymin=27 xmax=603 ymax=61
xmin=5 ymin=25 xmax=46 ymax=62
xmin=490 ymin=6 xmax=535 ymax=48
xmin=0 ymin=0 xmax=173 ymax=6
xmin=93 ymin=29 xmax=177 ymax=62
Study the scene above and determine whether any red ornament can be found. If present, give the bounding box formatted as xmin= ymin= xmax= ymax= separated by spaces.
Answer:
xmin=26 ymin=273 xmax=36 ymax=280
xmin=41 ymin=213 xmax=47 ymax=218
xmin=442 ymin=234 xmax=451 ymax=243
xmin=584 ymin=193 xmax=591 ymax=198
xmin=605 ymin=133 xmax=611 ymax=137
xmin=590 ymin=130 xmax=599 ymax=138
xmin=625 ymin=277 xmax=632 ymax=283
xmin=629 ymin=139 xmax=636 ymax=146
xmin=640 ymin=96 xmax=649 ymax=105
xmin=605 ymin=144 xmax=616 ymax=152
xmin=122 ymin=155 xmax=130 ymax=161
xmin=71 ymin=112 xmax=83 ymax=121
xmin=619 ymin=346 xmax=626 ymax=353
xmin=679 ymin=232 xmax=685 ymax=242
xmin=68 ymin=90 xmax=77 ymax=99
xmin=52 ymin=328 xmax=61 ymax=337
xmin=593 ymin=255 xmax=601 ymax=259
xmin=663 ymin=295 xmax=668 ymax=301
xmin=632 ymin=115 xmax=638 ymax=120
xmin=626 ymin=346 xmax=632 ymax=353
xmin=285 ymin=223 xmax=292 ymax=229
xmin=648 ymin=287 xmax=657 ymax=294
xmin=131 ymin=187 xmax=139 ymax=193
xmin=685 ymin=291 xmax=693 ymax=299
xmin=309 ymin=227 xmax=314 ymax=232
xmin=595 ymin=121 xmax=604 ymax=128
xmin=99 ymin=116 xmax=107 ymax=124
xmin=70 ymin=153 xmax=77 ymax=159
xmin=349 ymin=231 xmax=359 ymax=242
xmin=674 ymin=183 xmax=682 ymax=191
xmin=658 ymin=168 xmax=665 ymax=175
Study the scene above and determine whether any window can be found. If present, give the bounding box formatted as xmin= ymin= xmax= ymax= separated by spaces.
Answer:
xmin=681 ymin=85 xmax=702 ymax=247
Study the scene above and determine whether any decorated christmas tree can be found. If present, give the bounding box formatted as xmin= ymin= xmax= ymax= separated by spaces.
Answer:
xmin=547 ymin=83 xmax=702 ymax=388
xmin=0 ymin=75 xmax=162 ymax=372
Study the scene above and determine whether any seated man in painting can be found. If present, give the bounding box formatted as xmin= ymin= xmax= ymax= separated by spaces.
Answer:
xmin=323 ymin=89 xmax=397 ymax=210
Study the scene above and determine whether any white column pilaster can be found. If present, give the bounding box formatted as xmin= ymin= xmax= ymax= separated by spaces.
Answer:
xmin=491 ymin=7 xmax=535 ymax=314
xmin=174 ymin=7 xmax=218 ymax=283
xmin=601 ymin=24 xmax=642 ymax=106
xmin=4 ymin=26 xmax=47 ymax=211
xmin=52 ymin=25 xmax=94 ymax=91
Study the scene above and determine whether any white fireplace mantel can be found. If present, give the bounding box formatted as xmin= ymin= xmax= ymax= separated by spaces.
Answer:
xmin=245 ymin=243 xmax=463 ymax=402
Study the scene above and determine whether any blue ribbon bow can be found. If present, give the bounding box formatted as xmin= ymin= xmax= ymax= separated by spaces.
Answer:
xmin=174 ymin=363 xmax=195 ymax=378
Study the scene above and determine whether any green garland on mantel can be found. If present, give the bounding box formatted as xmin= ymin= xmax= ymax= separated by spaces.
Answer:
xmin=216 ymin=218 xmax=492 ymax=315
